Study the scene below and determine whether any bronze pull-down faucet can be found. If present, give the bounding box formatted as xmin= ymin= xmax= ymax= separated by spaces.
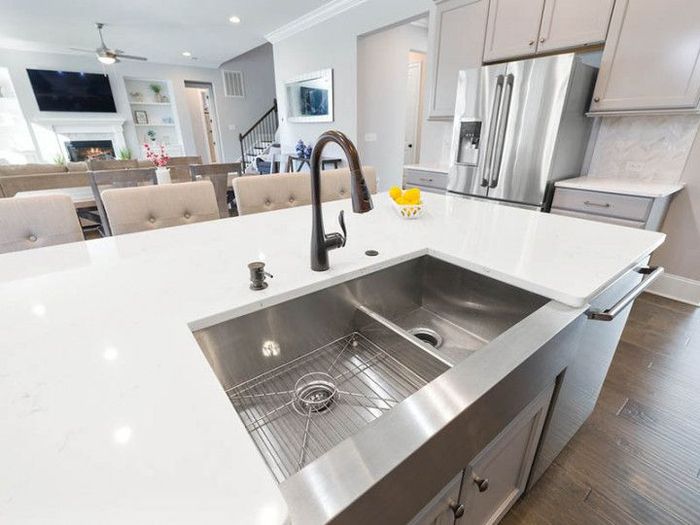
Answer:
xmin=309 ymin=130 xmax=373 ymax=271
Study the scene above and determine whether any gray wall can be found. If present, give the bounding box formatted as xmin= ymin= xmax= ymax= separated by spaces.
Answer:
xmin=272 ymin=0 xmax=432 ymax=164
xmin=652 ymin=128 xmax=700 ymax=282
xmin=219 ymin=43 xmax=277 ymax=158
xmin=0 ymin=47 xmax=243 ymax=162
xmin=0 ymin=44 xmax=276 ymax=163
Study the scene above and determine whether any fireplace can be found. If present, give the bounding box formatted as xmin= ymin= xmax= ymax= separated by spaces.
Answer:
xmin=65 ymin=140 xmax=115 ymax=162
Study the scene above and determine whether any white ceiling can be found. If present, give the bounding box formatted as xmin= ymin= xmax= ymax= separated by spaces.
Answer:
xmin=0 ymin=0 xmax=328 ymax=68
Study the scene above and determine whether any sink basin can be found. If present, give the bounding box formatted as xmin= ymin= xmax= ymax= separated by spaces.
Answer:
xmin=192 ymin=256 xmax=547 ymax=482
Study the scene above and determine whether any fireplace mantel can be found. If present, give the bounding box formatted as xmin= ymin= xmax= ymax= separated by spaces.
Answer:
xmin=31 ymin=114 xmax=128 ymax=160
xmin=32 ymin=115 xmax=126 ymax=127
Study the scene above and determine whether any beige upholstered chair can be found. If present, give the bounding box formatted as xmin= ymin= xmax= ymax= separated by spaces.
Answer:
xmin=88 ymin=168 xmax=157 ymax=236
xmin=190 ymin=163 xmax=243 ymax=218
xmin=0 ymin=195 xmax=83 ymax=254
xmin=233 ymin=167 xmax=378 ymax=215
xmin=101 ymin=181 xmax=220 ymax=236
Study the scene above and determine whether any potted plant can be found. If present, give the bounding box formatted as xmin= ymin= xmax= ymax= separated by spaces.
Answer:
xmin=149 ymin=83 xmax=163 ymax=103
xmin=144 ymin=143 xmax=171 ymax=184
xmin=118 ymin=147 xmax=132 ymax=160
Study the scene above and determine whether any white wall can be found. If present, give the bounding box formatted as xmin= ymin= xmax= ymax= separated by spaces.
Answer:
xmin=219 ymin=43 xmax=277 ymax=158
xmin=357 ymin=23 xmax=428 ymax=190
xmin=272 ymin=0 xmax=432 ymax=169
xmin=0 ymin=46 xmax=276 ymax=163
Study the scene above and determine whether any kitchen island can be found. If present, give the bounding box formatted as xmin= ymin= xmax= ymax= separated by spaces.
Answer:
xmin=0 ymin=193 xmax=664 ymax=524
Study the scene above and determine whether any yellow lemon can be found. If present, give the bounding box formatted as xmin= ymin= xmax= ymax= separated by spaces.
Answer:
xmin=389 ymin=186 xmax=402 ymax=201
xmin=404 ymin=188 xmax=421 ymax=204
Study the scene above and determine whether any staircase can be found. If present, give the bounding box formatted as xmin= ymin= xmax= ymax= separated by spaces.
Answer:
xmin=239 ymin=100 xmax=279 ymax=171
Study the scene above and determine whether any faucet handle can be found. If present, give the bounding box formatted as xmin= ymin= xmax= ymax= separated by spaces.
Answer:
xmin=338 ymin=210 xmax=347 ymax=247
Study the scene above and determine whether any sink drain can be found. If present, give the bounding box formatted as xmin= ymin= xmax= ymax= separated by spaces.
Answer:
xmin=293 ymin=372 xmax=338 ymax=415
xmin=408 ymin=327 xmax=443 ymax=348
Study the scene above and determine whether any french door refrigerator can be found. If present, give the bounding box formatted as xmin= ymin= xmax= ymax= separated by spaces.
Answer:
xmin=446 ymin=53 xmax=597 ymax=209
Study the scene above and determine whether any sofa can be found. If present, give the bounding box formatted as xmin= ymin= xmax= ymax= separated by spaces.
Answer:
xmin=0 ymin=157 xmax=202 ymax=197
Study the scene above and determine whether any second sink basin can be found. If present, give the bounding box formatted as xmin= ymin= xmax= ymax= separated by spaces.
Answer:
xmin=192 ymin=255 xmax=547 ymax=482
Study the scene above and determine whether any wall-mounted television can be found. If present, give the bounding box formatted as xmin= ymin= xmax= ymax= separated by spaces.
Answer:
xmin=27 ymin=69 xmax=117 ymax=112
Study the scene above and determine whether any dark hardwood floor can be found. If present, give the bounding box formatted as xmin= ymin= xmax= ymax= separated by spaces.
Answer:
xmin=503 ymin=293 xmax=700 ymax=525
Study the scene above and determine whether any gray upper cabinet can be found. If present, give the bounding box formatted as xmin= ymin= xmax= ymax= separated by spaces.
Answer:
xmin=427 ymin=0 xmax=488 ymax=120
xmin=537 ymin=0 xmax=614 ymax=53
xmin=483 ymin=0 xmax=545 ymax=62
xmin=589 ymin=0 xmax=700 ymax=113
xmin=483 ymin=0 xmax=614 ymax=62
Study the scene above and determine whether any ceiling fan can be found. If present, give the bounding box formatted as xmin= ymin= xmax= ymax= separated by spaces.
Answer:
xmin=71 ymin=22 xmax=147 ymax=65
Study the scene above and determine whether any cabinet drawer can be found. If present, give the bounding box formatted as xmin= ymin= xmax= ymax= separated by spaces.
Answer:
xmin=404 ymin=169 xmax=448 ymax=190
xmin=551 ymin=188 xmax=652 ymax=221
xmin=551 ymin=208 xmax=646 ymax=229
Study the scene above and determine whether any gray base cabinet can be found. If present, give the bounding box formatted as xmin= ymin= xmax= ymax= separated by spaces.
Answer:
xmin=412 ymin=383 xmax=554 ymax=525
xmin=551 ymin=187 xmax=673 ymax=231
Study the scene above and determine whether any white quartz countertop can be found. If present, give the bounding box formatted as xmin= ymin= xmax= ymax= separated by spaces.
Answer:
xmin=556 ymin=176 xmax=685 ymax=198
xmin=0 ymin=193 xmax=664 ymax=524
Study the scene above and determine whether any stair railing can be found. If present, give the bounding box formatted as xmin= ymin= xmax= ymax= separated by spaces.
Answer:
xmin=239 ymin=99 xmax=279 ymax=170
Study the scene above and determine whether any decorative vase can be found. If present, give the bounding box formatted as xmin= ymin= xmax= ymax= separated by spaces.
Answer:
xmin=156 ymin=166 xmax=171 ymax=184
xmin=295 ymin=139 xmax=305 ymax=158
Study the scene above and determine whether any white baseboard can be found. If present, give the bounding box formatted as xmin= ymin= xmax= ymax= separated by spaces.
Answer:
xmin=646 ymin=272 xmax=700 ymax=306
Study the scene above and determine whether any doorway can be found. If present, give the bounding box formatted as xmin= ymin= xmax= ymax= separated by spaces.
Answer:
xmin=357 ymin=16 xmax=429 ymax=190
xmin=184 ymin=81 xmax=222 ymax=163
xmin=404 ymin=51 xmax=426 ymax=165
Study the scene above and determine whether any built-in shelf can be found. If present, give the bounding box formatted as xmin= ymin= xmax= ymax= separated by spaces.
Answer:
xmin=123 ymin=76 xmax=183 ymax=159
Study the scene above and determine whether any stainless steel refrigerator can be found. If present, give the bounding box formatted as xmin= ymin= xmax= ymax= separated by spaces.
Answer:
xmin=447 ymin=53 xmax=597 ymax=209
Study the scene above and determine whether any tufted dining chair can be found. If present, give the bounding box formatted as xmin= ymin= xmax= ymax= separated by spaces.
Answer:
xmin=0 ymin=195 xmax=83 ymax=254
xmin=88 ymin=168 xmax=157 ymax=236
xmin=101 ymin=181 xmax=220 ymax=236
xmin=189 ymin=163 xmax=243 ymax=218
xmin=232 ymin=167 xmax=377 ymax=215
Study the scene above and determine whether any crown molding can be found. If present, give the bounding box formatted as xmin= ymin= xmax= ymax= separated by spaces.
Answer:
xmin=265 ymin=0 xmax=369 ymax=44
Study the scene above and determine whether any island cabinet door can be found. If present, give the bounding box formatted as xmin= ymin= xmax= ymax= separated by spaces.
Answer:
xmin=409 ymin=472 xmax=464 ymax=525
xmin=589 ymin=0 xmax=700 ymax=113
xmin=459 ymin=383 xmax=554 ymax=525
xmin=483 ymin=0 xmax=546 ymax=62
xmin=536 ymin=0 xmax=615 ymax=53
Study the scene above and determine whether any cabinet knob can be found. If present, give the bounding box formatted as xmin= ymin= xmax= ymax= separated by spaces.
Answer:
xmin=594 ymin=97 xmax=600 ymax=103
xmin=473 ymin=475 xmax=489 ymax=492
xmin=540 ymin=37 xmax=546 ymax=43
xmin=449 ymin=500 xmax=465 ymax=518
xmin=528 ymin=40 xmax=535 ymax=46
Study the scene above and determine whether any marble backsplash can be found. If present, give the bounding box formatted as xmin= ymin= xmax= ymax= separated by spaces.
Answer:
xmin=587 ymin=114 xmax=700 ymax=183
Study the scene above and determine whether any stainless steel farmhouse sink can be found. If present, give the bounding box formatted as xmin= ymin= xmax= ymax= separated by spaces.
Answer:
xmin=192 ymin=256 xmax=548 ymax=483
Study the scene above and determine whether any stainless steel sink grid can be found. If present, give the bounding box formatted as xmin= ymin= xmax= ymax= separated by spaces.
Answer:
xmin=227 ymin=332 xmax=430 ymax=482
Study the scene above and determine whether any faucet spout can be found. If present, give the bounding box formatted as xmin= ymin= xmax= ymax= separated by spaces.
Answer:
xmin=310 ymin=130 xmax=373 ymax=271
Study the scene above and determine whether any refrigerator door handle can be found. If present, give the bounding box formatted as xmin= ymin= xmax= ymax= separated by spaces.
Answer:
xmin=489 ymin=74 xmax=514 ymax=189
xmin=481 ymin=75 xmax=505 ymax=187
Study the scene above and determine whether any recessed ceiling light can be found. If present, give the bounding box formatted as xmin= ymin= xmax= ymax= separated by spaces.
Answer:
xmin=182 ymin=51 xmax=192 ymax=57
xmin=229 ymin=15 xmax=241 ymax=24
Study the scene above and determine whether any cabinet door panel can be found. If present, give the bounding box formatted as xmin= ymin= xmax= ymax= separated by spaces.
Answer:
xmin=409 ymin=472 xmax=463 ymax=525
xmin=537 ymin=0 xmax=614 ymax=53
xmin=461 ymin=384 xmax=554 ymax=525
xmin=428 ymin=0 xmax=488 ymax=119
xmin=483 ymin=0 xmax=546 ymax=62
xmin=590 ymin=0 xmax=700 ymax=112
